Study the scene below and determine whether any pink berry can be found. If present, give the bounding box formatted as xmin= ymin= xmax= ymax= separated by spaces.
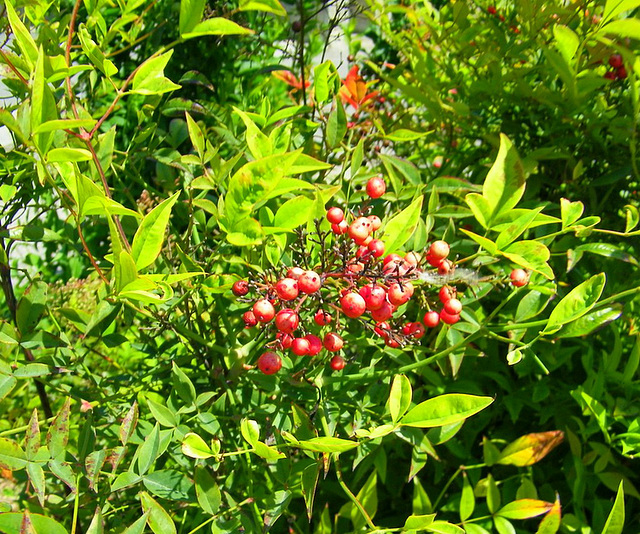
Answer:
xmin=510 ymin=269 xmax=529 ymax=287
xmin=444 ymin=298 xmax=462 ymax=315
xmin=340 ymin=292 xmax=367 ymax=318
xmin=331 ymin=220 xmax=349 ymax=235
xmin=298 ymin=270 xmax=322 ymax=294
xmin=366 ymin=176 xmax=386 ymax=199
xmin=423 ymin=311 xmax=440 ymax=328
xmin=348 ymin=217 xmax=372 ymax=241
xmin=327 ymin=207 xmax=345 ymax=224
xmin=370 ymin=301 xmax=394 ymax=322
xmin=257 ymin=352 xmax=282 ymax=374
xmin=286 ymin=267 xmax=304 ymax=280
xmin=330 ymin=355 xmax=345 ymax=371
xmin=387 ymin=282 xmax=414 ymax=306
xmin=275 ymin=308 xmax=299 ymax=333
xmin=323 ymin=332 xmax=343 ymax=352
xmin=367 ymin=215 xmax=382 ymax=231
xmin=439 ymin=286 xmax=456 ymax=304
xmin=383 ymin=253 xmax=403 ymax=266
xmin=429 ymin=240 xmax=450 ymax=260
xmin=253 ymin=299 xmax=275 ymax=323
xmin=360 ymin=284 xmax=387 ymax=311
xmin=275 ymin=278 xmax=299 ymax=301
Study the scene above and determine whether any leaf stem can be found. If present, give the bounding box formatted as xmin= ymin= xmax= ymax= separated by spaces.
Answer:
xmin=334 ymin=457 xmax=378 ymax=531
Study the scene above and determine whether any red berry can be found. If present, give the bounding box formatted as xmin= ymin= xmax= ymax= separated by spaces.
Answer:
xmin=387 ymin=282 xmax=414 ymax=306
xmin=327 ymin=207 xmax=345 ymax=224
xmin=510 ymin=268 xmax=529 ymax=287
xmin=243 ymin=310 xmax=258 ymax=327
xmin=291 ymin=337 xmax=311 ymax=356
xmin=382 ymin=259 xmax=410 ymax=276
xmin=423 ymin=311 xmax=440 ymax=328
xmin=305 ymin=334 xmax=323 ymax=356
xmin=330 ymin=355 xmax=345 ymax=371
xmin=609 ymin=53 xmax=623 ymax=69
xmin=374 ymin=321 xmax=390 ymax=338
xmin=383 ymin=253 xmax=403 ymax=266
xmin=353 ymin=235 xmax=373 ymax=247
xmin=275 ymin=278 xmax=299 ymax=301
xmin=253 ymin=299 xmax=275 ymax=322
xmin=368 ymin=239 xmax=385 ymax=258
xmin=444 ymin=298 xmax=462 ymax=315
xmin=604 ymin=70 xmax=617 ymax=80
xmin=488 ymin=5 xmax=497 ymax=15
xmin=257 ymin=351 xmax=282 ymax=374
xmin=404 ymin=252 xmax=420 ymax=266
xmin=314 ymin=309 xmax=332 ymax=326
xmin=277 ymin=332 xmax=294 ymax=350
xmin=366 ymin=176 xmax=386 ymax=199
xmin=356 ymin=245 xmax=370 ymax=259
xmin=275 ymin=308 xmax=299 ymax=333
xmin=347 ymin=261 xmax=365 ymax=274
xmin=440 ymin=309 xmax=460 ymax=325
xmin=340 ymin=292 xmax=367 ymax=318
xmin=426 ymin=251 xmax=444 ymax=267
xmin=370 ymin=300 xmax=394 ymax=322
xmin=438 ymin=259 xmax=453 ymax=275
xmin=323 ymin=332 xmax=343 ymax=352
xmin=348 ymin=217 xmax=372 ymax=241
xmin=385 ymin=336 xmax=401 ymax=348
xmin=617 ymin=66 xmax=627 ymax=79
xmin=360 ymin=284 xmax=386 ymax=311
xmin=367 ymin=215 xmax=382 ymax=231
xmin=402 ymin=323 xmax=414 ymax=335
xmin=439 ymin=286 xmax=456 ymax=304
xmin=429 ymin=240 xmax=450 ymax=260
xmin=298 ymin=270 xmax=322 ymax=294
xmin=409 ymin=322 xmax=425 ymax=339
xmin=286 ymin=267 xmax=304 ymax=280
xmin=331 ymin=220 xmax=349 ymax=235
xmin=232 ymin=280 xmax=249 ymax=296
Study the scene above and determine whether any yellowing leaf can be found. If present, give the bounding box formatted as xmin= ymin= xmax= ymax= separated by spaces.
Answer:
xmin=497 ymin=431 xmax=564 ymax=467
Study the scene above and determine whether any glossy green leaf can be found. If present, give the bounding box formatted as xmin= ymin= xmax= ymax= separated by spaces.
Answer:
xmin=0 ymin=437 xmax=27 ymax=470
xmin=235 ymin=107 xmax=272 ymax=159
xmin=47 ymin=148 xmax=93 ymax=162
xmin=603 ymin=0 xmax=640 ymax=21
xmin=48 ymin=458 xmax=76 ymax=492
xmin=182 ymin=432 xmax=215 ymax=459
xmin=426 ymin=520 xmax=465 ymax=534
xmin=195 ymin=466 xmax=221 ymax=515
xmin=143 ymin=470 xmax=193 ymax=501
xmin=47 ymin=398 xmax=70 ymax=460
xmin=600 ymin=18 xmax=640 ymax=39
xmin=556 ymin=305 xmax=622 ymax=338
xmin=137 ymin=424 xmax=160 ymax=475
xmin=326 ymin=99 xmax=347 ymax=148
xmin=460 ymin=471 xmax=475 ymax=521
xmin=314 ymin=61 xmax=333 ymax=104
xmin=182 ymin=18 xmax=253 ymax=39
xmin=240 ymin=418 xmax=260 ymax=446
xmin=131 ymin=192 xmax=179 ymax=270
xmin=560 ymin=198 xmax=584 ymax=229
xmin=496 ymin=207 xmax=545 ymax=250
xmin=33 ymin=119 xmax=97 ymax=134
xmin=131 ymin=51 xmax=181 ymax=95
xmin=624 ymin=204 xmax=639 ymax=232
xmin=379 ymin=154 xmax=421 ymax=185
xmin=16 ymin=280 xmax=47 ymax=336
xmin=493 ymin=516 xmax=515 ymax=534
xmin=86 ymin=507 xmax=103 ymax=534
xmin=404 ymin=514 xmax=435 ymax=529
xmin=497 ymin=499 xmax=553 ymax=520
xmin=5 ymin=2 xmax=38 ymax=65
xmin=351 ymin=471 xmax=377 ymax=531
xmin=501 ymin=241 xmax=552 ymax=279
xmin=401 ymin=394 xmax=494 ymax=428
xmin=238 ymin=0 xmax=286 ymax=16
xmin=389 ymin=374 xmax=412 ymax=423
xmin=122 ymin=513 xmax=150 ymax=534
xmin=486 ymin=473 xmax=501 ymax=514
xmin=301 ymin=462 xmax=320 ymax=521
xmin=553 ymin=25 xmax=580 ymax=65
xmin=78 ymin=27 xmax=118 ymax=77
xmin=274 ymin=196 xmax=315 ymax=229
xmin=296 ymin=437 xmax=359 ymax=453
xmin=460 ymin=228 xmax=498 ymax=255
xmin=147 ymin=399 xmax=178 ymax=427
xmin=140 ymin=491 xmax=177 ymax=534
xmin=465 ymin=193 xmax=492 ymax=229
xmin=253 ymin=441 xmax=286 ymax=460
xmin=289 ymin=153 xmax=332 ymax=174
xmin=384 ymin=195 xmax=424 ymax=254
xmin=0 ymin=374 xmax=17 ymax=403
xmin=384 ymin=129 xmax=430 ymax=142
xmin=185 ymin=113 xmax=205 ymax=160
xmin=171 ymin=362 xmax=196 ymax=405
xmin=179 ymin=0 xmax=206 ymax=35
xmin=602 ymin=481 xmax=625 ymax=534
xmin=543 ymin=273 xmax=606 ymax=334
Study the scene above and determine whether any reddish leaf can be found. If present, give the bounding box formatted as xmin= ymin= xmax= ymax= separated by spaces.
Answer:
xmin=497 ymin=431 xmax=564 ymax=467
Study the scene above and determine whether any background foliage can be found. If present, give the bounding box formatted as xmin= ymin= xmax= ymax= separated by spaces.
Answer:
xmin=0 ymin=0 xmax=639 ymax=533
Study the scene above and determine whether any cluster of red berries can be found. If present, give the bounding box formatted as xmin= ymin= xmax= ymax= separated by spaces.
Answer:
xmin=233 ymin=177 xmax=530 ymax=375
xmin=604 ymin=54 xmax=627 ymax=81
xmin=487 ymin=5 xmax=505 ymax=22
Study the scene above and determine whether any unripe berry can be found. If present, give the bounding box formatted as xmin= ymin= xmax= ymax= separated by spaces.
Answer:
xmin=257 ymin=351 xmax=282 ymax=374
xmin=275 ymin=308 xmax=299 ymax=333
xmin=305 ymin=334 xmax=323 ymax=356
xmin=243 ymin=310 xmax=258 ymax=327
xmin=330 ymin=355 xmax=345 ymax=371
xmin=439 ymin=285 xmax=456 ymax=304
xmin=253 ymin=299 xmax=275 ymax=322
xmin=423 ymin=310 xmax=440 ymax=328
xmin=323 ymin=332 xmax=344 ymax=352
xmin=346 ymin=262 xmax=365 ymax=274
xmin=286 ymin=267 xmax=304 ymax=280
xmin=232 ymin=280 xmax=249 ymax=296
xmin=360 ymin=284 xmax=386 ymax=311
xmin=440 ymin=309 xmax=460 ymax=325
xmin=370 ymin=300 xmax=394 ymax=322
xmin=298 ymin=270 xmax=322 ymax=293
xmin=348 ymin=217 xmax=372 ymax=241
xmin=331 ymin=220 xmax=349 ymax=235
xmin=326 ymin=207 xmax=345 ymax=224
xmin=510 ymin=268 xmax=529 ymax=287
xmin=368 ymin=239 xmax=385 ymax=258
xmin=341 ymin=292 xmax=367 ymax=318
xmin=291 ymin=337 xmax=311 ymax=356
xmin=314 ymin=309 xmax=332 ymax=326
xmin=443 ymin=298 xmax=462 ymax=315
xmin=488 ymin=5 xmax=497 ymax=15
xmin=367 ymin=215 xmax=382 ymax=231
xmin=387 ymin=282 xmax=414 ymax=306
xmin=429 ymin=240 xmax=450 ymax=260
xmin=366 ymin=176 xmax=386 ymax=198
xmin=275 ymin=278 xmax=299 ymax=301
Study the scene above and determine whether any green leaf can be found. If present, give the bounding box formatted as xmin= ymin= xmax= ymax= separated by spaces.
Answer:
xmin=314 ymin=61 xmax=333 ymax=104
xmin=560 ymin=198 xmax=584 ymax=229
xmin=31 ymin=48 xmax=57 ymax=153
xmin=143 ymin=470 xmax=193 ymax=501
xmin=604 ymin=0 xmax=640 ymax=21
xmin=49 ymin=458 xmax=76 ymax=493
xmin=171 ymin=362 xmax=196 ymax=405
xmin=401 ymin=394 xmax=494 ymax=428
xmin=78 ymin=27 xmax=118 ymax=77
xmin=624 ymin=204 xmax=640 ymax=232
xmin=553 ymin=25 xmax=580 ymax=65
xmin=389 ymin=374 xmax=412 ymax=423
xmin=131 ymin=51 xmax=181 ymax=95
xmin=426 ymin=520 xmax=465 ymax=534
xmin=602 ymin=481 xmax=625 ymax=534
xmin=0 ymin=437 xmax=27 ymax=470
xmin=497 ymin=431 xmax=564 ymax=467
xmin=326 ymin=99 xmax=347 ymax=148
xmin=493 ymin=516 xmax=515 ymax=534
xmin=460 ymin=471 xmax=475 ymax=522
xmin=24 ymin=408 xmax=40 ymax=460
xmin=384 ymin=129 xmax=430 ymax=142
xmin=253 ymin=441 xmax=286 ymax=460
xmin=140 ymin=491 xmax=177 ymax=534
xmin=85 ymin=449 xmax=106 ymax=492
xmin=460 ymin=229 xmax=498 ymax=255
xmin=543 ymin=273 xmax=606 ymax=334
xmin=181 ymin=18 xmax=253 ymax=39
xmin=556 ymin=305 xmax=622 ymax=338
xmin=240 ymin=418 xmax=260 ymax=446
xmin=238 ymin=0 xmax=286 ymax=16
xmin=535 ymin=495 xmax=561 ymax=534
xmin=131 ymin=192 xmax=180 ymax=270
xmin=235 ymin=107 xmax=272 ymax=159
xmin=16 ymin=280 xmax=47 ymax=336
xmin=33 ymin=119 xmax=97 ymax=134
xmin=486 ymin=473 xmax=501 ymax=514
xmin=147 ymin=399 xmax=178 ymax=428
xmin=496 ymin=207 xmax=545 ymax=250
xmin=501 ymin=241 xmax=553 ymax=279
xmin=465 ymin=193 xmax=492 ymax=229
xmin=111 ymin=471 xmax=142 ymax=492
xmin=351 ymin=138 xmax=364 ymax=177
xmin=351 ymin=472 xmax=377 ymax=531
xmin=379 ymin=154 xmax=421 ymax=185
xmin=0 ymin=110 xmax=27 ymax=146
xmin=182 ymin=432 xmax=216 ymax=459
xmin=195 ymin=467 xmax=221 ymax=515
xmin=498 ymin=499 xmax=554 ymax=520
xmin=47 ymin=148 xmax=93 ymax=162
xmin=47 ymin=398 xmax=70 ymax=460
xmin=0 ymin=512 xmax=69 ymax=534
xmin=301 ymin=462 xmax=320 ymax=521
xmin=86 ymin=507 xmax=103 ymax=534
xmin=288 ymin=153 xmax=332 ymax=174
xmin=137 ymin=424 xmax=160 ymax=476
xmin=115 ymin=250 xmax=138 ymax=293
xmin=404 ymin=514 xmax=436 ymax=529
xmin=185 ymin=113 xmax=205 ymax=160
xmin=384 ymin=195 xmax=424 ymax=254
xmin=600 ymin=18 xmax=640 ymax=39
xmin=122 ymin=513 xmax=150 ymax=534
xmin=482 ymin=134 xmax=526 ymax=224
xmin=0 ymin=374 xmax=17 ymax=403
xmin=274 ymin=195 xmax=315 ymax=230
xmin=296 ymin=437 xmax=359 ymax=453
xmin=179 ymin=0 xmax=206 ymax=35
xmin=4 ymin=1 xmax=38 ymax=69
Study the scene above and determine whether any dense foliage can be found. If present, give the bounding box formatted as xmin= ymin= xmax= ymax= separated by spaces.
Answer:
xmin=0 ymin=0 xmax=639 ymax=533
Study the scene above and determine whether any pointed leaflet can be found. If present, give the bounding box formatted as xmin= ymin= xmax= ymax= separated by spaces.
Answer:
xmin=181 ymin=18 xmax=253 ymax=39
xmin=185 ymin=113 xmax=205 ymax=160
xmin=47 ymin=398 xmax=71 ymax=459
xmin=383 ymin=195 xmax=424 ymax=254
xmin=131 ymin=192 xmax=180 ymax=270
xmin=497 ymin=431 xmax=564 ymax=466
xmin=601 ymin=481 xmax=625 ymax=534
xmin=137 ymin=424 xmax=160 ymax=475
xmin=85 ymin=449 xmax=107 ymax=491
xmin=239 ymin=0 xmax=286 ymax=16
xmin=86 ymin=506 xmax=104 ymax=534
xmin=179 ymin=0 xmax=206 ymax=35
xmin=234 ymin=107 xmax=272 ymax=159
xmin=182 ymin=432 xmax=216 ymax=459
xmin=120 ymin=402 xmax=139 ymax=446
xmin=497 ymin=499 xmax=554 ymax=520
xmin=131 ymin=51 xmax=181 ymax=95
xmin=24 ymin=408 xmax=40 ymax=460
xmin=122 ymin=512 xmax=150 ymax=534
xmin=536 ymin=495 xmax=561 ymax=534
xmin=140 ymin=491 xmax=177 ymax=534
xmin=171 ymin=363 xmax=196 ymax=405
xmin=482 ymin=134 xmax=525 ymax=225
xmin=31 ymin=47 xmax=58 ymax=154
xmin=0 ymin=438 xmax=27 ymax=470
xmin=351 ymin=471 xmax=377 ymax=531
xmin=326 ymin=98 xmax=347 ymax=148
xmin=4 ymin=1 xmax=38 ymax=69
xmin=389 ymin=374 xmax=412 ymax=423
xmin=195 ymin=467 xmax=221 ymax=515
xmin=401 ymin=394 xmax=494 ymax=428
xmin=301 ymin=461 xmax=320 ymax=521
xmin=460 ymin=471 xmax=475 ymax=522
